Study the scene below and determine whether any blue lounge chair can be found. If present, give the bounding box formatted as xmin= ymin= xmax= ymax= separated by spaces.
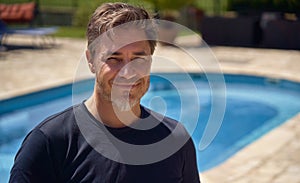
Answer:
xmin=0 ymin=20 xmax=58 ymax=48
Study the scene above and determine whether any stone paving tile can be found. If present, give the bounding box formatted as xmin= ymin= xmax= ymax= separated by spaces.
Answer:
xmin=0 ymin=38 xmax=86 ymax=99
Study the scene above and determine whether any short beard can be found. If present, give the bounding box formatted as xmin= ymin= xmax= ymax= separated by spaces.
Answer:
xmin=96 ymin=81 xmax=138 ymax=112
xmin=111 ymin=95 xmax=139 ymax=112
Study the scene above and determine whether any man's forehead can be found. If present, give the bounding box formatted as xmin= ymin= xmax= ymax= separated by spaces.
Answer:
xmin=112 ymin=28 xmax=149 ymax=42
xmin=90 ymin=27 xmax=151 ymax=55
xmin=102 ymin=41 xmax=151 ymax=56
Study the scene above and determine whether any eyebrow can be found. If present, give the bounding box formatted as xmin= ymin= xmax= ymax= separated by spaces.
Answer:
xmin=109 ymin=51 xmax=149 ymax=57
xmin=133 ymin=51 xmax=148 ymax=56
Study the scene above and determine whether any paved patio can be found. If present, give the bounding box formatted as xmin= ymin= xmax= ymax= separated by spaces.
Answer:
xmin=0 ymin=35 xmax=299 ymax=182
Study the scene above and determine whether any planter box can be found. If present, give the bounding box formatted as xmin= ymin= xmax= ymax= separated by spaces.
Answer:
xmin=200 ymin=16 xmax=261 ymax=47
xmin=261 ymin=20 xmax=300 ymax=50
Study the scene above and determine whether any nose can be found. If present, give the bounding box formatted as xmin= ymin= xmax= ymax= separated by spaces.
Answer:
xmin=118 ymin=62 xmax=137 ymax=79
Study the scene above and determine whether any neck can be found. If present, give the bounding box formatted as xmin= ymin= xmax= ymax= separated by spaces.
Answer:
xmin=85 ymin=94 xmax=141 ymax=128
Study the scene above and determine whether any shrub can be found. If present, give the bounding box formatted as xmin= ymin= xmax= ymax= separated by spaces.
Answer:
xmin=143 ymin=0 xmax=195 ymax=19
xmin=73 ymin=0 xmax=154 ymax=27
xmin=72 ymin=0 xmax=101 ymax=27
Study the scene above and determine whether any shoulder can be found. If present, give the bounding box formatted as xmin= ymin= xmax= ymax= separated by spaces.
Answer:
xmin=36 ymin=104 xmax=79 ymax=132
xmin=37 ymin=104 xmax=77 ymax=127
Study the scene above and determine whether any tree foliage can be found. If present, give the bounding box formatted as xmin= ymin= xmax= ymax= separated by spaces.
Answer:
xmin=144 ymin=0 xmax=195 ymax=11
xmin=73 ymin=0 xmax=153 ymax=27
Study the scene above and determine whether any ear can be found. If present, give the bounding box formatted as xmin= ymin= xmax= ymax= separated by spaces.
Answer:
xmin=86 ymin=50 xmax=95 ymax=73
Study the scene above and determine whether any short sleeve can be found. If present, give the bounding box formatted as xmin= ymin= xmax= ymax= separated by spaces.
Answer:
xmin=9 ymin=129 xmax=57 ymax=183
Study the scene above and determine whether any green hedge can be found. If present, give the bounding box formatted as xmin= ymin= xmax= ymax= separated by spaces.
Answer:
xmin=73 ymin=0 xmax=153 ymax=27
xmin=0 ymin=0 xmax=76 ymax=7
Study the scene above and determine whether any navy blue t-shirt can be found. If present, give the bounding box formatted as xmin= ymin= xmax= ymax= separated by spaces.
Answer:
xmin=9 ymin=103 xmax=200 ymax=183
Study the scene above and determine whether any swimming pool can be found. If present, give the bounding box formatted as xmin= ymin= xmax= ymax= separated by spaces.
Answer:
xmin=1 ymin=73 xmax=300 ymax=182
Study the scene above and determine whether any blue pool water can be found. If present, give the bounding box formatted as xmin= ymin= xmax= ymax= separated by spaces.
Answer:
xmin=1 ymin=73 xmax=300 ymax=182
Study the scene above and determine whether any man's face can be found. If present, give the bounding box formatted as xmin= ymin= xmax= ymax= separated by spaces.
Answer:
xmin=89 ymin=29 xmax=152 ymax=111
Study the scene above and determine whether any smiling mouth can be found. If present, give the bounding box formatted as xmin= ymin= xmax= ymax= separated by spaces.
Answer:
xmin=112 ymin=81 xmax=141 ymax=90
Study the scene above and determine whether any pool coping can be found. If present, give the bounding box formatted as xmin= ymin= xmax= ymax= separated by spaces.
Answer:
xmin=201 ymin=113 xmax=300 ymax=182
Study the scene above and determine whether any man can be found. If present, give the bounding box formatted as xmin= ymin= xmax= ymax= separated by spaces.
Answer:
xmin=9 ymin=2 xmax=200 ymax=183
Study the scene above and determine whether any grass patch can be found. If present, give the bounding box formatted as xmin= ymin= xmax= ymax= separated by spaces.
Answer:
xmin=54 ymin=26 xmax=86 ymax=38
xmin=53 ymin=26 xmax=200 ymax=39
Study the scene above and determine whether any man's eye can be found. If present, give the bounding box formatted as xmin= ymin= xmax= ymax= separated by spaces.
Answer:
xmin=132 ymin=58 xmax=147 ymax=63
xmin=106 ymin=57 xmax=121 ymax=63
